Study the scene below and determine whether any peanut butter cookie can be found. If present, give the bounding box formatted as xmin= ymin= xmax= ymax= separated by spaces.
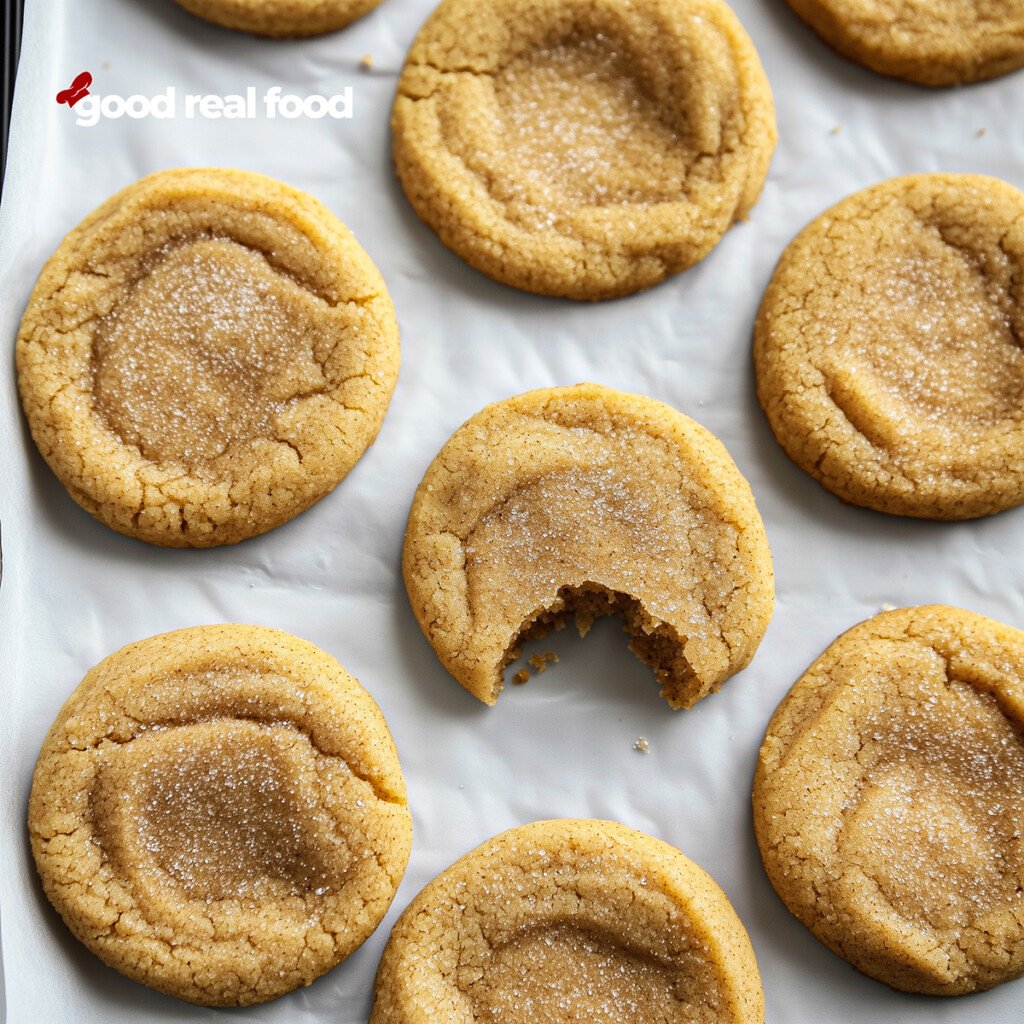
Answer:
xmin=755 ymin=174 xmax=1024 ymax=520
xmin=17 ymin=168 xmax=399 ymax=547
xmin=402 ymin=383 xmax=774 ymax=709
xmin=171 ymin=0 xmax=382 ymax=37
xmin=392 ymin=0 xmax=777 ymax=300
xmin=754 ymin=605 xmax=1024 ymax=995
xmin=371 ymin=819 xmax=765 ymax=1023
xmin=784 ymin=0 xmax=1024 ymax=86
xmin=28 ymin=625 xmax=412 ymax=1006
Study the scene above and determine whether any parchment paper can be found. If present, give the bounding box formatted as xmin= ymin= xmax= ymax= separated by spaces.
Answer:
xmin=2 ymin=0 xmax=1024 ymax=1020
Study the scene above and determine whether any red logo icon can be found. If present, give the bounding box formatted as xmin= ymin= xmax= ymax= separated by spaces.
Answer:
xmin=56 ymin=72 xmax=93 ymax=108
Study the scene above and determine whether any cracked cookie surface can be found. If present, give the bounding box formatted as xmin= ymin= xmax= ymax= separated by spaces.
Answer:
xmin=370 ymin=818 xmax=765 ymax=1023
xmin=754 ymin=174 xmax=1024 ymax=520
xmin=28 ymin=624 xmax=412 ymax=1006
xmin=402 ymin=383 xmax=774 ymax=709
xmin=16 ymin=167 xmax=399 ymax=547
xmin=784 ymin=0 xmax=1024 ymax=86
xmin=753 ymin=605 xmax=1024 ymax=995
xmin=171 ymin=0 xmax=382 ymax=37
xmin=392 ymin=0 xmax=776 ymax=300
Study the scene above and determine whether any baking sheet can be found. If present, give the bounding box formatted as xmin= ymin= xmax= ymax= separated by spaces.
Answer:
xmin=3 ymin=0 xmax=1024 ymax=1020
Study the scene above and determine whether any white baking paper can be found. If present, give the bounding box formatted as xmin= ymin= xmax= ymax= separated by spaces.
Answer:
xmin=2 ymin=0 xmax=1024 ymax=1020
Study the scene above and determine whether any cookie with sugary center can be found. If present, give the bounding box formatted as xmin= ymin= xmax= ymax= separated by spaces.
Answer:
xmin=28 ymin=625 xmax=412 ymax=1006
xmin=17 ymin=167 xmax=399 ymax=547
xmin=402 ymin=383 xmax=774 ymax=708
xmin=755 ymin=174 xmax=1024 ymax=520
xmin=171 ymin=0 xmax=382 ymax=37
xmin=371 ymin=819 xmax=765 ymax=1023
xmin=392 ymin=0 xmax=776 ymax=300
xmin=784 ymin=0 xmax=1024 ymax=86
xmin=754 ymin=605 xmax=1024 ymax=995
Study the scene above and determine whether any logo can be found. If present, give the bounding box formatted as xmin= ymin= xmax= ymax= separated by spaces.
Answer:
xmin=56 ymin=71 xmax=92 ymax=108
xmin=56 ymin=75 xmax=355 ymax=128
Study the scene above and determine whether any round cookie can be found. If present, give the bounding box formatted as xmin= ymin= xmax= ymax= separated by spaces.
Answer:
xmin=784 ymin=0 xmax=1024 ymax=86
xmin=28 ymin=625 xmax=412 ymax=1006
xmin=402 ymin=383 xmax=774 ymax=709
xmin=370 ymin=819 xmax=765 ymax=1023
xmin=753 ymin=605 xmax=1024 ymax=995
xmin=392 ymin=0 xmax=776 ymax=300
xmin=755 ymin=174 xmax=1024 ymax=520
xmin=16 ymin=167 xmax=399 ymax=547
xmin=171 ymin=0 xmax=382 ymax=37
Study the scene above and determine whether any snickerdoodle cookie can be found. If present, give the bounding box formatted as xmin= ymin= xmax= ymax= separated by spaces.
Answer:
xmin=754 ymin=605 xmax=1024 ymax=995
xmin=370 ymin=819 xmax=765 ymax=1023
xmin=17 ymin=167 xmax=399 ymax=546
xmin=28 ymin=625 xmax=412 ymax=1006
xmin=392 ymin=0 xmax=776 ymax=300
xmin=171 ymin=0 xmax=381 ymax=37
xmin=402 ymin=384 xmax=774 ymax=709
xmin=755 ymin=174 xmax=1024 ymax=520
xmin=784 ymin=0 xmax=1024 ymax=86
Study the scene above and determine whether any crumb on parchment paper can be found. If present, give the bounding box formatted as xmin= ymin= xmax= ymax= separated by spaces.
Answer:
xmin=634 ymin=736 xmax=650 ymax=754
xmin=528 ymin=652 xmax=559 ymax=673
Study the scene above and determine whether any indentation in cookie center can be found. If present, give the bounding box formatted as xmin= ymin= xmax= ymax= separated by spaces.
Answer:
xmin=99 ymin=721 xmax=344 ymax=902
xmin=828 ymin=220 xmax=1024 ymax=436
xmin=835 ymin=674 xmax=1024 ymax=933
xmin=846 ymin=771 xmax=1022 ymax=931
xmin=468 ymin=923 xmax=692 ymax=1024
xmin=490 ymin=34 xmax=690 ymax=220
xmin=92 ymin=237 xmax=334 ymax=466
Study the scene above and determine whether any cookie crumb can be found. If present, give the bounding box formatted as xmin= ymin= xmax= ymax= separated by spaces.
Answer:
xmin=829 ymin=123 xmax=842 ymax=135
xmin=882 ymin=602 xmax=896 ymax=612
xmin=634 ymin=736 xmax=650 ymax=753
xmin=528 ymin=652 xmax=559 ymax=673
xmin=360 ymin=54 xmax=375 ymax=71
xmin=513 ymin=669 xmax=530 ymax=685
xmin=976 ymin=127 xmax=987 ymax=138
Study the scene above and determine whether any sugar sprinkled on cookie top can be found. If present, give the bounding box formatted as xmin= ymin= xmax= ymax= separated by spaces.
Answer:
xmin=94 ymin=237 xmax=335 ymax=468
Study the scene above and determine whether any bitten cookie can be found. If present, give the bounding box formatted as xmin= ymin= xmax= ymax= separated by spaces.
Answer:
xmin=371 ymin=819 xmax=765 ymax=1023
xmin=171 ymin=0 xmax=381 ymax=37
xmin=402 ymin=383 xmax=774 ymax=709
xmin=392 ymin=0 xmax=776 ymax=300
xmin=755 ymin=174 xmax=1024 ymax=520
xmin=753 ymin=605 xmax=1024 ymax=995
xmin=784 ymin=0 xmax=1024 ymax=86
xmin=17 ymin=168 xmax=399 ymax=547
xmin=28 ymin=625 xmax=412 ymax=1006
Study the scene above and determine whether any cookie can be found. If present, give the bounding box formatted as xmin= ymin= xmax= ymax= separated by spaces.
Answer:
xmin=370 ymin=819 xmax=765 ymax=1023
xmin=784 ymin=0 xmax=1024 ymax=86
xmin=16 ymin=167 xmax=399 ymax=547
xmin=392 ymin=0 xmax=776 ymax=300
xmin=402 ymin=383 xmax=774 ymax=709
xmin=171 ymin=0 xmax=381 ymax=37
xmin=755 ymin=174 xmax=1024 ymax=520
xmin=753 ymin=605 xmax=1024 ymax=995
xmin=28 ymin=625 xmax=412 ymax=1006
